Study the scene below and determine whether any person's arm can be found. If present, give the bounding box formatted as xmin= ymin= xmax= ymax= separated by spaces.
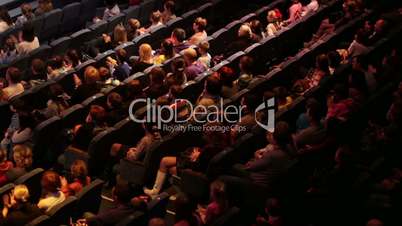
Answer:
xmin=11 ymin=128 xmax=32 ymax=144
xmin=245 ymin=153 xmax=272 ymax=171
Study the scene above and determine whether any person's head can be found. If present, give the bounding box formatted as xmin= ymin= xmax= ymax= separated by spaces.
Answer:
xmin=48 ymin=83 xmax=66 ymax=103
xmin=11 ymin=185 xmax=30 ymax=206
xmin=84 ymin=66 xmax=101 ymax=84
xmin=327 ymin=51 xmax=341 ymax=69
xmin=198 ymin=40 xmax=210 ymax=55
xmin=41 ymin=170 xmax=61 ymax=193
xmin=99 ymin=66 xmax=110 ymax=80
xmin=65 ymin=49 xmax=82 ymax=68
xmin=113 ymin=24 xmax=128 ymax=44
xmin=316 ymin=54 xmax=329 ymax=72
xmin=250 ymin=19 xmax=263 ymax=35
xmin=267 ymin=121 xmax=291 ymax=146
xmin=218 ymin=66 xmax=235 ymax=87
xmin=163 ymin=0 xmax=175 ymax=14
xmin=161 ymin=39 xmax=175 ymax=58
xmin=366 ymin=218 xmax=384 ymax=226
xmin=70 ymin=160 xmax=88 ymax=184
xmin=128 ymin=18 xmax=141 ymax=35
xmin=116 ymin=48 xmax=128 ymax=63
xmin=210 ymin=180 xmax=228 ymax=208
xmin=193 ymin=17 xmax=207 ymax=32
xmin=205 ymin=75 xmax=222 ymax=96
xmin=374 ymin=19 xmax=386 ymax=33
xmin=150 ymin=11 xmax=162 ymax=25
xmin=87 ymin=105 xmax=106 ymax=124
xmin=139 ymin=43 xmax=153 ymax=62
xmin=112 ymin=180 xmax=132 ymax=204
xmin=149 ymin=67 xmax=166 ymax=85
xmin=241 ymin=93 xmax=260 ymax=112
xmin=239 ymin=55 xmax=254 ymax=75
xmin=13 ymin=145 xmax=33 ymax=169
xmin=267 ymin=10 xmax=279 ymax=23
xmin=47 ymin=55 xmax=64 ymax=73
xmin=355 ymin=28 xmax=368 ymax=45
xmin=6 ymin=67 xmax=22 ymax=84
xmin=21 ymin=3 xmax=34 ymax=18
xmin=149 ymin=218 xmax=166 ymax=226
xmin=21 ymin=22 xmax=36 ymax=42
xmin=171 ymin=28 xmax=186 ymax=44
xmin=183 ymin=48 xmax=198 ymax=65
xmin=10 ymin=99 xmax=27 ymax=113
xmin=238 ymin=24 xmax=252 ymax=39
xmin=105 ymin=0 xmax=117 ymax=9
xmin=127 ymin=79 xmax=143 ymax=98
xmin=4 ymin=36 xmax=16 ymax=52
xmin=31 ymin=58 xmax=46 ymax=76
xmin=18 ymin=112 xmax=35 ymax=130
xmin=0 ymin=6 xmax=12 ymax=25
xmin=107 ymin=92 xmax=123 ymax=109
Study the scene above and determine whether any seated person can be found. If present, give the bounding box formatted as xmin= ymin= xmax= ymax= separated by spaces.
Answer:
xmin=302 ymin=0 xmax=319 ymax=17
xmin=105 ymin=92 xmax=126 ymax=126
xmin=5 ymin=145 xmax=33 ymax=184
xmin=0 ymin=185 xmax=42 ymax=226
xmin=170 ymin=28 xmax=190 ymax=53
xmin=2 ymin=67 xmax=24 ymax=100
xmin=131 ymin=43 xmax=154 ymax=73
xmin=102 ymin=0 xmax=120 ymax=21
xmin=107 ymin=49 xmax=132 ymax=81
xmin=71 ymin=66 xmax=102 ymax=104
xmin=285 ymin=0 xmax=302 ymax=24
xmin=95 ymin=25 xmax=128 ymax=54
xmin=196 ymin=75 xmax=222 ymax=107
xmin=35 ymin=0 xmax=53 ymax=16
xmin=61 ymin=160 xmax=91 ymax=196
xmin=16 ymin=3 xmax=35 ymax=26
xmin=144 ymin=124 xmax=229 ymax=198
xmin=197 ymin=180 xmax=229 ymax=225
xmin=255 ymin=198 xmax=284 ymax=226
xmin=188 ymin=17 xmax=208 ymax=46
xmin=166 ymin=57 xmax=187 ymax=86
xmin=0 ymin=7 xmax=13 ymax=33
xmin=47 ymin=56 xmax=67 ymax=80
xmin=266 ymin=9 xmax=283 ymax=37
xmin=16 ymin=22 xmax=40 ymax=55
xmin=226 ymin=24 xmax=255 ymax=57
xmin=111 ymin=123 xmax=161 ymax=162
xmin=35 ymin=84 xmax=70 ymax=118
xmin=146 ymin=67 xmax=169 ymax=99
xmin=154 ymin=39 xmax=176 ymax=65
xmin=183 ymin=48 xmax=207 ymax=81
xmin=140 ymin=11 xmax=163 ymax=33
xmin=38 ymin=171 xmax=66 ymax=212
xmin=0 ymin=37 xmax=18 ymax=65
xmin=348 ymin=29 xmax=369 ymax=58
xmin=161 ymin=0 xmax=176 ymax=24
xmin=0 ymin=148 xmax=13 ymax=186
xmin=127 ymin=19 xmax=141 ymax=40
xmin=197 ymin=41 xmax=212 ymax=68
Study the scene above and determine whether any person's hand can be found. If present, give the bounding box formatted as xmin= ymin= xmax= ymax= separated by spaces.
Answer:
xmin=2 ymin=193 xmax=10 ymax=208
xmin=102 ymin=34 xmax=112 ymax=43
xmin=60 ymin=176 xmax=68 ymax=188
xmin=73 ymin=74 xmax=82 ymax=88
xmin=106 ymin=57 xmax=117 ymax=68
xmin=254 ymin=149 xmax=265 ymax=159
xmin=73 ymin=218 xmax=88 ymax=226
xmin=190 ymin=147 xmax=201 ymax=162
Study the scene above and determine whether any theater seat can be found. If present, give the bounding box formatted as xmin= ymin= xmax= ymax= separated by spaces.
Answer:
xmin=138 ymin=0 xmax=157 ymax=24
xmin=41 ymin=9 xmax=63 ymax=40
xmin=74 ymin=59 xmax=96 ymax=79
xmin=88 ymin=20 xmax=108 ymax=38
xmin=133 ymin=33 xmax=152 ymax=54
xmin=123 ymin=5 xmax=140 ymax=22
xmin=106 ymin=13 xmax=126 ymax=33
xmin=179 ymin=9 xmax=198 ymax=33
xmin=46 ymin=196 xmax=78 ymax=226
xmin=180 ymin=80 xmax=204 ymax=103
xmin=75 ymin=179 xmax=104 ymax=217
xmin=60 ymin=104 xmax=87 ymax=128
xmin=88 ymin=128 xmax=117 ymax=176
xmin=124 ymin=72 xmax=149 ymax=88
xmin=60 ymin=2 xmax=82 ymax=34
xmin=147 ymin=192 xmax=170 ymax=218
xmin=80 ymin=0 xmax=98 ymax=26
xmin=26 ymin=215 xmax=51 ymax=226
xmin=70 ymin=29 xmax=93 ymax=50
xmin=0 ymin=183 xmax=14 ymax=209
xmin=149 ymin=24 xmax=168 ymax=48
xmin=113 ymin=117 xmax=145 ymax=146
xmin=28 ymin=45 xmax=52 ymax=63
xmin=115 ymin=42 xmax=136 ymax=56
xmin=54 ymin=69 xmax=77 ymax=95
xmin=95 ymin=50 xmax=117 ymax=67
xmin=165 ymin=17 xmax=183 ymax=35
xmin=50 ymin=37 xmax=72 ymax=56
xmin=116 ymin=211 xmax=147 ymax=226
xmin=15 ymin=168 xmax=45 ymax=203
xmin=209 ymin=206 xmax=240 ymax=226
xmin=180 ymin=169 xmax=209 ymax=202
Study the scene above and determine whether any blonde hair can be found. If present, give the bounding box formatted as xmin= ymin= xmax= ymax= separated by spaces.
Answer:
xmin=13 ymin=145 xmax=33 ymax=169
xmin=238 ymin=24 xmax=252 ymax=38
xmin=139 ymin=43 xmax=153 ymax=62
xmin=198 ymin=41 xmax=210 ymax=52
xmin=267 ymin=10 xmax=277 ymax=22
xmin=113 ymin=24 xmax=128 ymax=44
xmin=183 ymin=48 xmax=198 ymax=61
xmin=150 ymin=11 xmax=162 ymax=24
xmin=84 ymin=66 xmax=101 ymax=84
xmin=13 ymin=184 xmax=30 ymax=203
xmin=194 ymin=17 xmax=207 ymax=31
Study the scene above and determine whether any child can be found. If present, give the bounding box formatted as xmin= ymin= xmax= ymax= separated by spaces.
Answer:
xmin=197 ymin=41 xmax=211 ymax=68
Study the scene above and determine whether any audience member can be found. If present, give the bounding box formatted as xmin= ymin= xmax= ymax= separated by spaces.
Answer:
xmin=61 ymin=160 xmax=91 ymax=196
xmin=71 ymin=66 xmax=101 ymax=104
xmin=302 ymin=0 xmax=319 ymax=17
xmin=266 ymin=9 xmax=283 ymax=36
xmin=286 ymin=0 xmax=303 ymax=24
xmin=2 ymin=67 xmax=24 ymax=100
xmin=188 ymin=17 xmax=208 ymax=46
xmin=197 ymin=180 xmax=229 ymax=225
xmin=102 ymin=0 xmax=120 ymax=21
xmin=35 ymin=0 xmax=53 ymax=16
xmin=166 ymin=57 xmax=187 ymax=86
xmin=348 ymin=29 xmax=369 ymax=58
xmin=16 ymin=3 xmax=35 ymax=26
xmin=154 ymin=39 xmax=176 ymax=65
xmin=0 ymin=148 xmax=13 ymax=186
xmin=197 ymin=40 xmax=211 ymax=68
xmin=16 ymin=22 xmax=40 ymax=55
xmin=127 ymin=18 xmax=141 ymax=40
xmin=38 ymin=170 xmax=66 ymax=212
xmin=131 ymin=43 xmax=154 ymax=73
xmin=0 ymin=7 xmax=13 ymax=32
xmin=183 ymin=47 xmax=206 ymax=81
xmin=5 ymin=145 xmax=33 ymax=183
xmin=170 ymin=28 xmax=189 ymax=53
xmin=161 ymin=0 xmax=176 ymax=24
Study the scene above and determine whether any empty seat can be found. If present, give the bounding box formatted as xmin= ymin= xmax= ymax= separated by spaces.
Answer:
xmin=149 ymin=24 xmax=168 ymax=48
xmin=123 ymin=5 xmax=140 ymax=21
xmin=115 ymin=42 xmax=136 ymax=56
xmin=80 ymin=0 xmax=98 ymax=26
xmin=32 ymin=117 xmax=62 ymax=167
xmin=70 ymin=29 xmax=93 ymax=50
xmin=87 ymin=128 xmax=117 ymax=176
xmin=15 ymin=168 xmax=45 ymax=203
xmin=106 ymin=13 xmax=126 ymax=33
xmin=46 ymin=196 xmax=78 ymax=226
xmin=41 ymin=9 xmax=63 ymax=40
xmin=60 ymin=2 xmax=82 ymax=34
xmin=75 ymin=179 xmax=104 ymax=216
xmin=50 ymin=37 xmax=72 ymax=56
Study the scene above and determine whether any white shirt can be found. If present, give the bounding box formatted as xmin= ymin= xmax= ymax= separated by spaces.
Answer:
xmin=38 ymin=191 xmax=66 ymax=212
xmin=103 ymin=4 xmax=120 ymax=20
xmin=302 ymin=0 xmax=319 ymax=16
xmin=16 ymin=37 xmax=40 ymax=55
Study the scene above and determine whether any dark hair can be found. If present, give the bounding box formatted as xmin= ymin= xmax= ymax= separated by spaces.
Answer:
xmin=0 ymin=6 xmax=12 ymax=26
xmin=113 ymin=181 xmax=132 ymax=204
xmin=333 ymin=83 xmax=349 ymax=101
xmin=7 ymin=67 xmax=22 ymax=84
xmin=168 ymin=57 xmax=186 ymax=85
xmin=174 ymin=194 xmax=197 ymax=223
xmin=31 ymin=58 xmax=46 ymax=76
xmin=41 ymin=171 xmax=61 ymax=193
xmin=219 ymin=66 xmax=235 ymax=87
xmin=205 ymin=75 xmax=222 ymax=96
xmin=105 ymin=0 xmax=117 ymax=8
xmin=66 ymin=49 xmax=82 ymax=67
xmin=164 ymin=0 xmax=175 ymax=13
xmin=307 ymin=101 xmax=322 ymax=122
xmin=150 ymin=67 xmax=166 ymax=85
xmin=250 ymin=19 xmax=263 ymax=35
xmin=239 ymin=56 xmax=254 ymax=74
xmin=316 ymin=54 xmax=329 ymax=73
xmin=355 ymin=28 xmax=368 ymax=45
xmin=327 ymin=51 xmax=341 ymax=68
xmin=273 ymin=121 xmax=291 ymax=146
xmin=161 ymin=39 xmax=175 ymax=58
xmin=126 ymin=79 xmax=143 ymax=99
xmin=47 ymin=56 xmax=64 ymax=70
xmin=107 ymin=92 xmax=123 ymax=108
xmin=22 ymin=22 xmax=36 ymax=42
xmin=172 ymin=28 xmax=186 ymax=42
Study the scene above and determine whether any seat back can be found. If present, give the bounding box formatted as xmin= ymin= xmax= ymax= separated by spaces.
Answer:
xmin=15 ymin=168 xmax=45 ymax=203
xmin=41 ymin=9 xmax=63 ymax=40
xmin=209 ymin=206 xmax=240 ymax=226
xmin=60 ymin=2 xmax=82 ymax=34
xmin=50 ymin=36 xmax=72 ymax=56
xmin=116 ymin=211 xmax=147 ymax=226
xmin=60 ymin=104 xmax=87 ymax=128
xmin=47 ymin=196 xmax=78 ymax=226
xmin=75 ymin=179 xmax=104 ymax=216
xmin=107 ymin=13 xmax=126 ymax=33
xmin=138 ymin=0 xmax=156 ymax=24
xmin=87 ymin=128 xmax=117 ymax=176
xmin=123 ymin=5 xmax=140 ymax=21
xmin=25 ymin=215 xmax=51 ymax=226
xmin=70 ymin=29 xmax=93 ymax=50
